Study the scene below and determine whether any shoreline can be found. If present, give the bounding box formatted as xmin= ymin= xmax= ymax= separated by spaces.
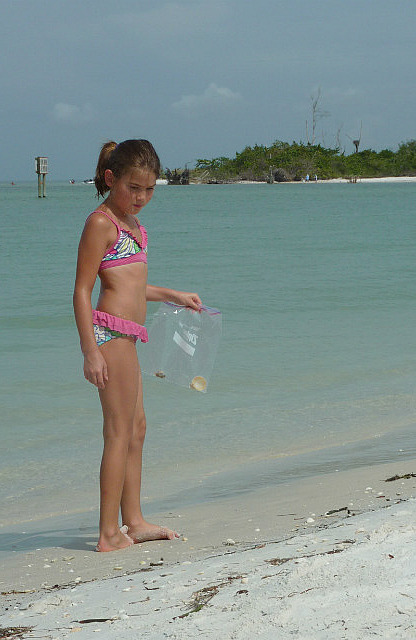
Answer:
xmin=1 ymin=426 xmax=415 ymax=540
xmin=1 ymin=457 xmax=415 ymax=591
xmin=208 ymin=175 xmax=416 ymax=185
xmin=1 ymin=457 xmax=415 ymax=638
xmin=2 ymin=175 xmax=416 ymax=187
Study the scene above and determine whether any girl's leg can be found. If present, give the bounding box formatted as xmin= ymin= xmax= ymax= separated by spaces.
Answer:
xmin=121 ymin=362 xmax=179 ymax=543
xmin=96 ymin=337 xmax=139 ymax=552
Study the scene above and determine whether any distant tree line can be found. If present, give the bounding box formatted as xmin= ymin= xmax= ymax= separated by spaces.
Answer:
xmin=192 ymin=139 xmax=416 ymax=183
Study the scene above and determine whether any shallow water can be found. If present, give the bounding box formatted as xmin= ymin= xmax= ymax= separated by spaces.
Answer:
xmin=1 ymin=180 xmax=416 ymax=533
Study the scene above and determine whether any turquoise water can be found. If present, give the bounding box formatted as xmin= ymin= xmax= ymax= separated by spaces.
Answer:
xmin=1 ymin=181 xmax=416 ymax=530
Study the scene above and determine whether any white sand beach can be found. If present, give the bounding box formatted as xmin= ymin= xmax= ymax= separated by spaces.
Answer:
xmin=212 ymin=176 xmax=416 ymax=185
xmin=2 ymin=458 xmax=416 ymax=639
xmin=322 ymin=176 xmax=416 ymax=184
xmin=294 ymin=176 xmax=416 ymax=184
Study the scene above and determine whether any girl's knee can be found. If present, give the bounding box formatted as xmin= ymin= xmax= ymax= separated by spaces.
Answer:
xmin=133 ymin=413 xmax=146 ymax=442
xmin=103 ymin=419 xmax=134 ymax=442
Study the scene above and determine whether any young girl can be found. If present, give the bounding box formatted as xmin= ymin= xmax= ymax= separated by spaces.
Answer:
xmin=73 ymin=139 xmax=201 ymax=552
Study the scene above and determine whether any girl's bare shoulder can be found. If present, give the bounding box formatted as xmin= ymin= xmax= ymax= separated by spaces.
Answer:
xmin=86 ymin=209 xmax=113 ymax=227
xmin=83 ymin=210 xmax=116 ymax=238
xmin=78 ymin=212 xmax=116 ymax=259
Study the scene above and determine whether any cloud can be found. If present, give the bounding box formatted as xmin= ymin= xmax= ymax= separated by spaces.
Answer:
xmin=52 ymin=102 xmax=94 ymax=125
xmin=172 ymin=83 xmax=242 ymax=114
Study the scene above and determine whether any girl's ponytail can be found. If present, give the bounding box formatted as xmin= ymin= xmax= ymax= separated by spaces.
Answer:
xmin=94 ymin=141 xmax=117 ymax=197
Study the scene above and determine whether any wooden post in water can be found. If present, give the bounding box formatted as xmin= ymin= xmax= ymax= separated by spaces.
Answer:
xmin=35 ymin=156 xmax=48 ymax=197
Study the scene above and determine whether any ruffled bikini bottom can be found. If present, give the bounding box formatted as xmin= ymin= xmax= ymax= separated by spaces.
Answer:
xmin=92 ymin=309 xmax=148 ymax=347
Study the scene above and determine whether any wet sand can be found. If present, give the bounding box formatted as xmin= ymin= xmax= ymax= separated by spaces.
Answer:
xmin=2 ymin=458 xmax=415 ymax=592
xmin=1 ymin=458 xmax=416 ymax=638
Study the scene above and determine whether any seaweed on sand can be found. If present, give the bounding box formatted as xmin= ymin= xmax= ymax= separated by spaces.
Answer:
xmin=0 ymin=628 xmax=33 ymax=640
xmin=174 ymin=575 xmax=245 ymax=619
xmin=385 ymin=473 xmax=416 ymax=482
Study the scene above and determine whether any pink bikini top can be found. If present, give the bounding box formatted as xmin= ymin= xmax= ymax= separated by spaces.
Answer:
xmin=90 ymin=210 xmax=148 ymax=271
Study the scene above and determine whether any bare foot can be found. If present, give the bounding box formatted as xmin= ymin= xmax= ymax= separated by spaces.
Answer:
xmin=125 ymin=521 xmax=180 ymax=544
xmin=96 ymin=528 xmax=134 ymax=552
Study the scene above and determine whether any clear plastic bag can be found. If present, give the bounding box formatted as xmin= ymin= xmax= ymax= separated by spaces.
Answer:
xmin=141 ymin=303 xmax=222 ymax=392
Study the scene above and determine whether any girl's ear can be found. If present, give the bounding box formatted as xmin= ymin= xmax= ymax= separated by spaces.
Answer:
xmin=104 ymin=169 xmax=115 ymax=188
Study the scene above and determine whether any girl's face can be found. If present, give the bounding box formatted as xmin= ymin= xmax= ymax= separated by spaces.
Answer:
xmin=105 ymin=168 xmax=156 ymax=216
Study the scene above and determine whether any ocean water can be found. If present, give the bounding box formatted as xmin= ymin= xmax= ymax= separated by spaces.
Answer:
xmin=1 ymin=180 xmax=416 ymax=531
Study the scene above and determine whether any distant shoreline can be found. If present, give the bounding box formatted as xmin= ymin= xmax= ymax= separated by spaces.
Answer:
xmin=312 ymin=175 xmax=416 ymax=184
xmin=195 ymin=175 xmax=416 ymax=185
xmin=2 ymin=176 xmax=416 ymax=186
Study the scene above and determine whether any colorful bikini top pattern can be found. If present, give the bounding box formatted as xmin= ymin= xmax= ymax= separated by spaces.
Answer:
xmin=90 ymin=210 xmax=148 ymax=271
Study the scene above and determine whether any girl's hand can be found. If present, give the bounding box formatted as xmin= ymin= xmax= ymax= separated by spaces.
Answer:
xmin=172 ymin=290 xmax=202 ymax=311
xmin=83 ymin=349 xmax=109 ymax=389
xmin=145 ymin=285 xmax=202 ymax=310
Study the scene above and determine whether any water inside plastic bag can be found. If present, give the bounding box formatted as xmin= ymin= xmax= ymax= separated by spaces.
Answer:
xmin=141 ymin=303 xmax=222 ymax=392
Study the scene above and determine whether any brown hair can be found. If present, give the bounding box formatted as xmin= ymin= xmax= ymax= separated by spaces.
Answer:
xmin=94 ymin=139 xmax=161 ymax=197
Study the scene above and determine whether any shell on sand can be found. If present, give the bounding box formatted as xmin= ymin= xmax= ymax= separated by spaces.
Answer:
xmin=190 ymin=376 xmax=207 ymax=392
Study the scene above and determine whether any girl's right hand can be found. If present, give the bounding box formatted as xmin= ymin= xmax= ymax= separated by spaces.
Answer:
xmin=83 ymin=350 xmax=109 ymax=389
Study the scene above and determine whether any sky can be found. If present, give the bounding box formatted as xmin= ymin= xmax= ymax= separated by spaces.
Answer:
xmin=0 ymin=0 xmax=415 ymax=181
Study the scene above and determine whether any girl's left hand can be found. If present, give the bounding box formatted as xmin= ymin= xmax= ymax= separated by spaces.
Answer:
xmin=173 ymin=291 xmax=202 ymax=311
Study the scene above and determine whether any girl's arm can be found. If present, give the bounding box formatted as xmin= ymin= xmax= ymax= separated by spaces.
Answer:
xmin=146 ymin=285 xmax=202 ymax=311
xmin=73 ymin=215 xmax=111 ymax=389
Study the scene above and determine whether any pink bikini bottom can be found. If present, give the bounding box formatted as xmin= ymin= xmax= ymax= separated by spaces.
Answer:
xmin=92 ymin=310 xmax=148 ymax=346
